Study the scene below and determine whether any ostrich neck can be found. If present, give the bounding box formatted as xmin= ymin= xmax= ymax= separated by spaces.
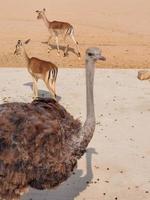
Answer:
xmin=72 ymin=59 xmax=96 ymax=159
xmin=86 ymin=59 xmax=95 ymax=119
xmin=42 ymin=14 xmax=50 ymax=28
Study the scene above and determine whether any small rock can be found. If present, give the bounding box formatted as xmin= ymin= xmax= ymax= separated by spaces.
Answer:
xmin=141 ymin=156 xmax=145 ymax=159
xmin=137 ymin=70 xmax=150 ymax=80
xmin=105 ymin=180 xmax=109 ymax=183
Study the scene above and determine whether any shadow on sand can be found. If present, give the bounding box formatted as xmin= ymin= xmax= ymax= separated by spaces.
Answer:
xmin=22 ymin=148 xmax=97 ymax=200
xmin=23 ymin=82 xmax=61 ymax=102
xmin=41 ymin=41 xmax=78 ymax=57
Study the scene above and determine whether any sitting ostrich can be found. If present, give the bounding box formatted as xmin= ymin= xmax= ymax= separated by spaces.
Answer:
xmin=14 ymin=39 xmax=58 ymax=99
xmin=0 ymin=48 xmax=105 ymax=200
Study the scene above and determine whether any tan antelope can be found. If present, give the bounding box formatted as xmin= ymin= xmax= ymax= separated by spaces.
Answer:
xmin=36 ymin=8 xmax=81 ymax=58
xmin=14 ymin=39 xmax=58 ymax=99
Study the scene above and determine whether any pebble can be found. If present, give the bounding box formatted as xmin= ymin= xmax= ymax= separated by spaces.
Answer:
xmin=105 ymin=180 xmax=109 ymax=183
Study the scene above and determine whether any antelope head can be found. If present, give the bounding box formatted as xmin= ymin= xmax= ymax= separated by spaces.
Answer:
xmin=36 ymin=8 xmax=46 ymax=19
xmin=14 ymin=39 xmax=30 ymax=55
xmin=14 ymin=40 xmax=22 ymax=55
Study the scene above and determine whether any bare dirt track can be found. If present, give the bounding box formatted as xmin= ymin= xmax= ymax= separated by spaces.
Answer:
xmin=0 ymin=0 xmax=150 ymax=68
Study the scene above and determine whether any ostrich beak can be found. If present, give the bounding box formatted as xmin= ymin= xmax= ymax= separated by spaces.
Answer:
xmin=99 ymin=55 xmax=106 ymax=61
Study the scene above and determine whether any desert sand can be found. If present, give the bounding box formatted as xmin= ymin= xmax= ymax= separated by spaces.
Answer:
xmin=0 ymin=68 xmax=150 ymax=200
xmin=0 ymin=0 xmax=150 ymax=68
xmin=0 ymin=1 xmax=150 ymax=199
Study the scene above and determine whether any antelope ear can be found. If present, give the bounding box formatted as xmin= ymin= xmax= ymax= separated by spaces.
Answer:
xmin=43 ymin=8 xmax=46 ymax=12
xmin=24 ymin=39 xmax=31 ymax=44
xmin=17 ymin=40 xmax=22 ymax=45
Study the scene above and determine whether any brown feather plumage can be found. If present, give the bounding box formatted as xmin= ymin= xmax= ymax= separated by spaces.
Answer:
xmin=0 ymin=98 xmax=81 ymax=200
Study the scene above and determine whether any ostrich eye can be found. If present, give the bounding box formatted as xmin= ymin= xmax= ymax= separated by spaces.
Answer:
xmin=88 ymin=53 xmax=94 ymax=56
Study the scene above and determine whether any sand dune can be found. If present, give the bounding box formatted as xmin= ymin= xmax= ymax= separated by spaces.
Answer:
xmin=0 ymin=0 xmax=150 ymax=68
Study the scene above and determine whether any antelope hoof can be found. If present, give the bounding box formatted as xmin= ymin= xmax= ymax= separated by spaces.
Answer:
xmin=52 ymin=96 xmax=57 ymax=101
xmin=78 ymin=52 xmax=81 ymax=58
xmin=57 ymin=52 xmax=60 ymax=56
xmin=64 ymin=52 xmax=67 ymax=57
xmin=32 ymin=95 xmax=38 ymax=100
xmin=48 ymin=49 xmax=51 ymax=54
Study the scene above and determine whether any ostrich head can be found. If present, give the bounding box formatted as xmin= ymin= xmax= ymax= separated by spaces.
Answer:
xmin=14 ymin=39 xmax=30 ymax=55
xmin=36 ymin=8 xmax=46 ymax=20
xmin=86 ymin=47 xmax=106 ymax=62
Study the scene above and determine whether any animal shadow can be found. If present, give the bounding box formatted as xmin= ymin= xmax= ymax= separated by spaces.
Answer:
xmin=22 ymin=148 xmax=97 ymax=200
xmin=23 ymin=82 xmax=61 ymax=101
xmin=41 ymin=41 xmax=78 ymax=57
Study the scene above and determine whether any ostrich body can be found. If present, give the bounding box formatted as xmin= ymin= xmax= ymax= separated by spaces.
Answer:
xmin=0 ymin=48 xmax=105 ymax=200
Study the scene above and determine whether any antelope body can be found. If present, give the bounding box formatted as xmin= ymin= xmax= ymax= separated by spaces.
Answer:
xmin=14 ymin=40 xmax=58 ymax=99
xmin=36 ymin=8 xmax=81 ymax=57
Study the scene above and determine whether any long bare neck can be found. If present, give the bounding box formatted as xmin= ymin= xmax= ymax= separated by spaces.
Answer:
xmin=42 ymin=13 xmax=50 ymax=28
xmin=22 ymin=46 xmax=30 ymax=66
xmin=86 ymin=59 xmax=95 ymax=120
xmin=72 ymin=59 xmax=96 ymax=159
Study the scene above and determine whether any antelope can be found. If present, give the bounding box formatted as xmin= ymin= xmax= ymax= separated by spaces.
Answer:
xmin=14 ymin=39 xmax=58 ymax=99
xmin=36 ymin=8 xmax=81 ymax=58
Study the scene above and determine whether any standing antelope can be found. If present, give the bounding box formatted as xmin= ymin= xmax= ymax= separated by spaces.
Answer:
xmin=14 ymin=39 xmax=58 ymax=99
xmin=36 ymin=8 xmax=81 ymax=58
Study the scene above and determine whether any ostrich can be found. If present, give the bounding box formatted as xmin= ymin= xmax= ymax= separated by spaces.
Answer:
xmin=0 ymin=48 xmax=105 ymax=200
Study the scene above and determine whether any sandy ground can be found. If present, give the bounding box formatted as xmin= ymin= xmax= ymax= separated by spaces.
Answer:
xmin=0 ymin=68 xmax=150 ymax=199
xmin=0 ymin=0 xmax=150 ymax=68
